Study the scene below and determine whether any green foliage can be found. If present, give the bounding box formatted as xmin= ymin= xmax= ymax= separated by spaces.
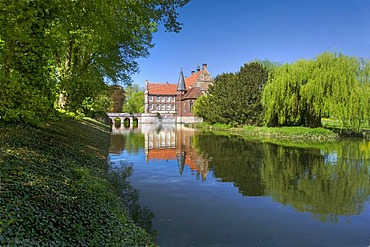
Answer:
xmin=0 ymin=0 xmax=188 ymax=124
xmin=122 ymin=84 xmax=145 ymax=113
xmin=0 ymin=119 xmax=156 ymax=245
xmin=51 ymin=0 xmax=188 ymax=112
xmin=195 ymin=123 xmax=338 ymax=142
xmin=0 ymin=0 xmax=56 ymax=124
xmin=262 ymin=52 xmax=370 ymax=129
xmin=108 ymin=85 xmax=125 ymax=113
xmin=195 ymin=62 xmax=268 ymax=125
xmin=80 ymin=90 xmax=112 ymax=118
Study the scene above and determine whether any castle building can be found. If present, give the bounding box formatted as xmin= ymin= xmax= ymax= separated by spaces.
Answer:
xmin=144 ymin=64 xmax=213 ymax=122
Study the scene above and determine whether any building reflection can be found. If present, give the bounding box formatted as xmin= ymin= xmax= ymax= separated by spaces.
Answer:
xmin=141 ymin=124 xmax=210 ymax=180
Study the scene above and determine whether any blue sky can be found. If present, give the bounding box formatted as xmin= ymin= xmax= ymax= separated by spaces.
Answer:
xmin=131 ymin=0 xmax=370 ymax=88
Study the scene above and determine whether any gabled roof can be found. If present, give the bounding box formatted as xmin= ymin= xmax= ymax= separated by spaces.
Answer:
xmin=147 ymin=82 xmax=177 ymax=95
xmin=183 ymin=86 xmax=202 ymax=100
xmin=185 ymin=70 xmax=202 ymax=89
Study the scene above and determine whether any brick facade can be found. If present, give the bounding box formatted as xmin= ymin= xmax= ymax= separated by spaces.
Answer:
xmin=144 ymin=64 xmax=213 ymax=120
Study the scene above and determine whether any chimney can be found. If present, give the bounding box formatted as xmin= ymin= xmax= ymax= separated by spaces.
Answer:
xmin=196 ymin=66 xmax=200 ymax=72
xmin=202 ymin=63 xmax=207 ymax=70
xmin=191 ymin=70 xmax=195 ymax=75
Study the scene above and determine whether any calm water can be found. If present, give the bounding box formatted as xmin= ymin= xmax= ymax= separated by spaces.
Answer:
xmin=108 ymin=124 xmax=370 ymax=247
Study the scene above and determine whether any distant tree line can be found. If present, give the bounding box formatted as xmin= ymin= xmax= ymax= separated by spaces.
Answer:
xmin=0 ymin=0 xmax=188 ymax=124
xmin=195 ymin=52 xmax=370 ymax=131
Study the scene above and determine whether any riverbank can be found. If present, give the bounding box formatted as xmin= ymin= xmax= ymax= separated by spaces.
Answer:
xmin=0 ymin=118 xmax=156 ymax=246
xmin=190 ymin=122 xmax=340 ymax=143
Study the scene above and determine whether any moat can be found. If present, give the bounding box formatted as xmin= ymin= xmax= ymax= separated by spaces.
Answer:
xmin=108 ymin=124 xmax=370 ymax=247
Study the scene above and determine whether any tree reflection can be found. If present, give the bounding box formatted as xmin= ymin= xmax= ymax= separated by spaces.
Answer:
xmin=194 ymin=133 xmax=370 ymax=221
xmin=261 ymin=142 xmax=370 ymax=222
xmin=110 ymin=133 xmax=145 ymax=154
xmin=194 ymin=134 xmax=265 ymax=196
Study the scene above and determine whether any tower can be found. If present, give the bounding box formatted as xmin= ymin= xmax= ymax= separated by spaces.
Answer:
xmin=176 ymin=69 xmax=187 ymax=123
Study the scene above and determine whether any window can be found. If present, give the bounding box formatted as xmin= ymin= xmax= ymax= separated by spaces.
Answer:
xmin=172 ymin=96 xmax=176 ymax=101
xmin=156 ymin=96 xmax=160 ymax=101
xmin=166 ymin=104 xmax=171 ymax=110
xmin=162 ymin=96 xmax=165 ymax=102
xmin=149 ymin=95 xmax=153 ymax=101
xmin=167 ymin=96 xmax=170 ymax=102
xmin=161 ymin=104 xmax=165 ymax=110
xmin=172 ymin=104 xmax=176 ymax=110
xmin=190 ymin=101 xmax=193 ymax=112
xmin=149 ymin=104 xmax=153 ymax=110
xmin=156 ymin=104 xmax=160 ymax=110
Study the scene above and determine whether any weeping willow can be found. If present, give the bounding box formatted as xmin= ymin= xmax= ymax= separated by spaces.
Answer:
xmin=262 ymin=52 xmax=370 ymax=130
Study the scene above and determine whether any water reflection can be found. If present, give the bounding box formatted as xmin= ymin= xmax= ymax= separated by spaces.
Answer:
xmin=111 ymin=125 xmax=370 ymax=246
xmin=260 ymin=142 xmax=370 ymax=222
xmin=111 ymin=124 xmax=210 ymax=180
xmin=195 ymin=134 xmax=370 ymax=221
xmin=110 ymin=124 xmax=370 ymax=225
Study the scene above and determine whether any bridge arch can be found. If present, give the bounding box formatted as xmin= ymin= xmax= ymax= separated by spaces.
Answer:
xmin=108 ymin=113 xmax=142 ymax=128
xmin=123 ymin=118 xmax=131 ymax=128
xmin=113 ymin=117 xmax=121 ymax=128
xmin=132 ymin=117 xmax=139 ymax=128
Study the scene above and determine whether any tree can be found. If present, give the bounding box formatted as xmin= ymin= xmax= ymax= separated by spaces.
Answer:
xmin=108 ymin=85 xmax=125 ymax=113
xmin=0 ymin=0 xmax=189 ymax=124
xmin=262 ymin=52 xmax=370 ymax=129
xmin=262 ymin=60 xmax=315 ymax=127
xmin=122 ymin=84 xmax=145 ymax=113
xmin=50 ymin=0 xmax=189 ymax=112
xmin=0 ymin=0 xmax=56 ymax=124
xmin=195 ymin=62 xmax=269 ymax=125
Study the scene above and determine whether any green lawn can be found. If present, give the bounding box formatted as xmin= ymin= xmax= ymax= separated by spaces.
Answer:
xmin=195 ymin=122 xmax=339 ymax=142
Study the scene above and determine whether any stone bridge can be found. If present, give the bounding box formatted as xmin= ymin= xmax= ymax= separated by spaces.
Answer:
xmin=107 ymin=113 xmax=203 ymax=126
xmin=107 ymin=113 xmax=176 ymax=126
xmin=107 ymin=113 xmax=141 ymax=126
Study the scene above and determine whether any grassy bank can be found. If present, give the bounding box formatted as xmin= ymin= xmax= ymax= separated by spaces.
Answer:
xmin=0 ymin=118 xmax=156 ymax=246
xmin=192 ymin=122 xmax=339 ymax=143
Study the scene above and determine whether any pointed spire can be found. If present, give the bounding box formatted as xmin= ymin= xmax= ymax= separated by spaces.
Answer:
xmin=177 ymin=69 xmax=186 ymax=91
xmin=177 ymin=152 xmax=185 ymax=175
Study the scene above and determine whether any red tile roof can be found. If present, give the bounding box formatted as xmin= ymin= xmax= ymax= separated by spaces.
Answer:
xmin=183 ymin=86 xmax=202 ymax=99
xmin=147 ymin=82 xmax=177 ymax=95
xmin=147 ymin=70 xmax=205 ymax=95
xmin=185 ymin=71 xmax=202 ymax=89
